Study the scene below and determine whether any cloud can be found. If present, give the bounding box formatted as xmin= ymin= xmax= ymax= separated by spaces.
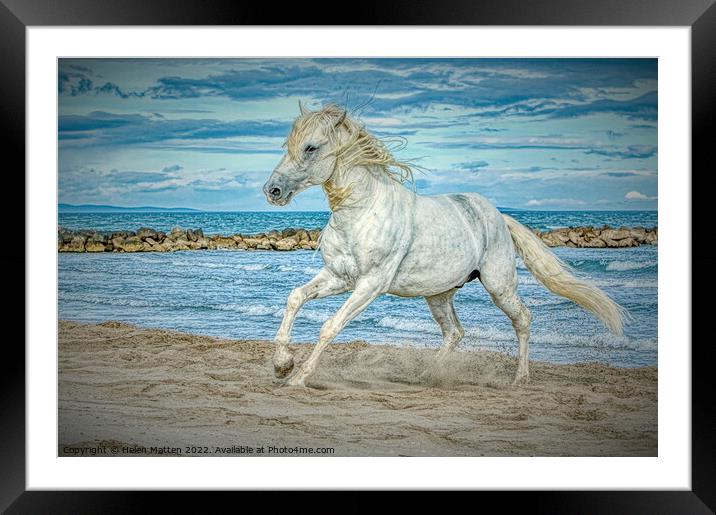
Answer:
xmin=625 ymin=190 xmax=657 ymax=200
xmin=59 ymin=111 xmax=292 ymax=149
xmin=59 ymin=58 xmax=658 ymax=122
xmin=57 ymin=58 xmax=659 ymax=210
xmin=548 ymin=91 xmax=657 ymax=121
xmin=585 ymin=144 xmax=657 ymax=159
xmin=456 ymin=160 xmax=489 ymax=171
xmin=604 ymin=172 xmax=639 ymax=178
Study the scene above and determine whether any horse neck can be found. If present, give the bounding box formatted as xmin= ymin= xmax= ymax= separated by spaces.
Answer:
xmin=323 ymin=163 xmax=412 ymax=219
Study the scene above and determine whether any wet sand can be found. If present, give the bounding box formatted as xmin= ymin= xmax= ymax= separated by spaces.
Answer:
xmin=58 ymin=320 xmax=657 ymax=457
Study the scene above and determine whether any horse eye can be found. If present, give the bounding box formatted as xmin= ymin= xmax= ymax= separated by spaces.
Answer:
xmin=304 ymin=145 xmax=318 ymax=154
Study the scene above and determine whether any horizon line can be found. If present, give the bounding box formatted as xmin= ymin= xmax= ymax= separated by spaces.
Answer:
xmin=59 ymin=204 xmax=658 ymax=214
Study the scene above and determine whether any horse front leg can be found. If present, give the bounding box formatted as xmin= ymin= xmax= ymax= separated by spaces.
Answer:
xmin=273 ymin=269 xmax=347 ymax=378
xmin=286 ymin=277 xmax=384 ymax=387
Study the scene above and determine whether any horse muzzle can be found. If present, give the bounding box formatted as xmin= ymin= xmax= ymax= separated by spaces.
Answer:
xmin=263 ymin=180 xmax=295 ymax=206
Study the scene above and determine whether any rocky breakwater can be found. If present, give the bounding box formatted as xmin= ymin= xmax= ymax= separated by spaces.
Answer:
xmin=535 ymin=226 xmax=657 ymax=248
xmin=57 ymin=226 xmax=322 ymax=253
xmin=57 ymin=224 xmax=657 ymax=253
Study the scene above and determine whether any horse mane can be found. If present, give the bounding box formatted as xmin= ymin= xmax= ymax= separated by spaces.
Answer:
xmin=287 ymin=104 xmax=416 ymax=193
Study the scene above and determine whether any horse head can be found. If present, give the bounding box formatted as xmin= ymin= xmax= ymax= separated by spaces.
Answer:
xmin=263 ymin=102 xmax=348 ymax=206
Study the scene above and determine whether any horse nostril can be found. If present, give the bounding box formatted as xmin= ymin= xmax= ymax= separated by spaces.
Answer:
xmin=269 ymin=187 xmax=281 ymax=198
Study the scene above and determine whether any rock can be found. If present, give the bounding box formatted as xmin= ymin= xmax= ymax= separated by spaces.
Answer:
xmin=601 ymin=228 xmax=631 ymax=241
xmin=196 ymin=237 xmax=210 ymax=249
xmin=235 ymin=241 xmax=248 ymax=250
xmin=299 ymin=242 xmax=314 ymax=250
xmin=256 ymin=237 xmax=272 ymax=250
xmin=308 ymin=229 xmax=321 ymax=242
xmin=85 ymin=237 xmax=107 ymax=252
xmin=629 ymin=227 xmax=647 ymax=240
xmin=119 ymin=236 xmax=144 ymax=252
xmin=296 ymin=229 xmax=309 ymax=242
xmin=186 ymin=228 xmax=204 ymax=242
xmin=567 ymin=230 xmax=583 ymax=245
xmin=111 ymin=231 xmax=135 ymax=239
xmin=282 ymin=228 xmax=298 ymax=238
xmin=539 ymin=233 xmax=561 ymax=247
xmin=554 ymin=231 xmax=570 ymax=243
xmin=272 ymin=238 xmax=297 ymax=251
xmin=618 ymin=237 xmax=636 ymax=247
xmin=267 ymin=230 xmax=281 ymax=240
xmin=583 ymin=238 xmax=607 ymax=248
xmin=584 ymin=228 xmax=598 ymax=240
xmin=210 ymin=236 xmax=236 ymax=248
xmin=144 ymin=238 xmax=165 ymax=252
xmin=61 ymin=235 xmax=87 ymax=252
xmin=137 ymin=227 xmax=158 ymax=241
xmin=58 ymin=228 xmax=75 ymax=244
xmin=242 ymin=238 xmax=262 ymax=248
xmin=169 ymin=227 xmax=186 ymax=240
xmin=110 ymin=237 xmax=125 ymax=250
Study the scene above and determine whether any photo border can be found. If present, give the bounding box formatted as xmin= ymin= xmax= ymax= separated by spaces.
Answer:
xmin=4 ymin=0 xmax=714 ymax=511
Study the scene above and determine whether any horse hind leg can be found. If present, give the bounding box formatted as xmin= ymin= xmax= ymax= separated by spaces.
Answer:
xmin=479 ymin=261 xmax=533 ymax=385
xmin=425 ymin=289 xmax=465 ymax=362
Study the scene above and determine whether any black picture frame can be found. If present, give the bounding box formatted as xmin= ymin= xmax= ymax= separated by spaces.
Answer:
xmin=4 ymin=1 xmax=713 ymax=512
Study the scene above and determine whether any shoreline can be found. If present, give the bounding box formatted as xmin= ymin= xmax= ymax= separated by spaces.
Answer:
xmin=59 ymin=320 xmax=657 ymax=457
xmin=58 ymin=224 xmax=658 ymax=253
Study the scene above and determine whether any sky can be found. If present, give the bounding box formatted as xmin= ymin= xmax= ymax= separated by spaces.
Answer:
xmin=58 ymin=58 xmax=658 ymax=211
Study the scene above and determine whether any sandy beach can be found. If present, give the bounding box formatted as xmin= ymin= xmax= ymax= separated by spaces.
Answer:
xmin=59 ymin=320 xmax=657 ymax=457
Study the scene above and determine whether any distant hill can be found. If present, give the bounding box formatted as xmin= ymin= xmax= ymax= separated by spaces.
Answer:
xmin=59 ymin=204 xmax=200 ymax=213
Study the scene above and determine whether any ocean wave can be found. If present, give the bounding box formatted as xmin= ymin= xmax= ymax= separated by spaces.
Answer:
xmin=166 ymin=259 xmax=272 ymax=271
xmin=277 ymin=264 xmax=322 ymax=275
xmin=270 ymin=308 xmax=332 ymax=323
xmin=213 ymin=303 xmax=278 ymax=316
xmin=606 ymin=260 xmax=657 ymax=272
xmin=519 ymin=274 xmax=657 ymax=289
xmin=376 ymin=316 xmax=441 ymax=334
xmin=237 ymin=263 xmax=272 ymax=271
xmin=59 ymin=292 xmax=154 ymax=308
xmin=169 ymin=259 xmax=228 ymax=269
xmin=460 ymin=325 xmax=657 ymax=351
xmin=523 ymin=297 xmax=568 ymax=307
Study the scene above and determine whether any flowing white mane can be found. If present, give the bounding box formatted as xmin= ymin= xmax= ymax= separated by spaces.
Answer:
xmin=287 ymin=104 xmax=416 ymax=196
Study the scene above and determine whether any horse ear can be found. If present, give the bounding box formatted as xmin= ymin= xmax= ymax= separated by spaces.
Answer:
xmin=298 ymin=100 xmax=309 ymax=116
xmin=334 ymin=109 xmax=347 ymax=127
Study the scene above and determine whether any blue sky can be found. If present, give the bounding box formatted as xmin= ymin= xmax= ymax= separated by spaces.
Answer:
xmin=58 ymin=58 xmax=657 ymax=211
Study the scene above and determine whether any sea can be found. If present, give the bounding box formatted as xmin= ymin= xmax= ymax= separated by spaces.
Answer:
xmin=58 ymin=210 xmax=658 ymax=368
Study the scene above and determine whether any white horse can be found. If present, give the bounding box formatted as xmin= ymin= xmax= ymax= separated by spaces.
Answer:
xmin=263 ymin=103 xmax=627 ymax=387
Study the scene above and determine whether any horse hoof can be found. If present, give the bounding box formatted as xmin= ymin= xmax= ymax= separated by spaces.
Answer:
xmin=273 ymin=358 xmax=294 ymax=378
xmin=511 ymin=373 xmax=530 ymax=386
xmin=285 ymin=375 xmax=306 ymax=387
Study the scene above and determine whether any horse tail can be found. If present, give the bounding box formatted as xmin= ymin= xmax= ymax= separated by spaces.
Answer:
xmin=502 ymin=214 xmax=629 ymax=335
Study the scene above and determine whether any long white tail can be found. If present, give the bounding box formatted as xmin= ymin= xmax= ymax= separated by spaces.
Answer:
xmin=503 ymin=214 xmax=629 ymax=335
